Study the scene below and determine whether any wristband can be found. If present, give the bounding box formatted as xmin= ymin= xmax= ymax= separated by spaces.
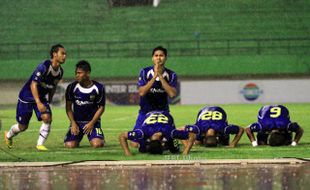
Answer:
xmin=291 ymin=141 xmax=297 ymax=146
xmin=252 ymin=141 xmax=258 ymax=147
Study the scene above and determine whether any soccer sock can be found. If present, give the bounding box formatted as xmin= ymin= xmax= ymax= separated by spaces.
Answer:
xmin=6 ymin=124 xmax=21 ymax=139
xmin=37 ymin=123 xmax=51 ymax=146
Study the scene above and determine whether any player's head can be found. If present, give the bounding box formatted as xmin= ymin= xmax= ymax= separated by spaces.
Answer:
xmin=152 ymin=46 xmax=167 ymax=66
xmin=146 ymin=132 xmax=164 ymax=154
xmin=75 ymin=60 xmax=91 ymax=83
xmin=204 ymin=128 xmax=218 ymax=147
xmin=269 ymin=130 xmax=286 ymax=146
xmin=50 ymin=44 xmax=66 ymax=64
xmin=146 ymin=140 xmax=164 ymax=154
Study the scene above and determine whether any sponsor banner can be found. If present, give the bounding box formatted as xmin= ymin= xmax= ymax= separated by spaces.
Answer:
xmin=181 ymin=79 xmax=310 ymax=105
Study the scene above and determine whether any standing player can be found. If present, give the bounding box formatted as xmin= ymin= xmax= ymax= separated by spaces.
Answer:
xmin=245 ymin=105 xmax=304 ymax=147
xmin=4 ymin=44 xmax=66 ymax=151
xmin=64 ymin=60 xmax=106 ymax=148
xmin=132 ymin=46 xmax=178 ymax=147
xmin=119 ymin=111 xmax=196 ymax=156
xmin=183 ymin=106 xmax=244 ymax=148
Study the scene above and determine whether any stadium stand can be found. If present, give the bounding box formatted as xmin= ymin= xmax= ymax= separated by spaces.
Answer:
xmin=0 ymin=0 xmax=309 ymax=79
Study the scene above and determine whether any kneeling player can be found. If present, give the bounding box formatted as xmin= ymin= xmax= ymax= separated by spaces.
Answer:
xmin=182 ymin=106 xmax=244 ymax=148
xmin=119 ymin=111 xmax=196 ymax=156
xmin=245 ymin=105 xmax=304 ymax=147
xmin=64 ymin=60 xmax=106 ymax=148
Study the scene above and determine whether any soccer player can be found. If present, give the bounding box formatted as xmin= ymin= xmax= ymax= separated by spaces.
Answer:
xmin=183 ymin=106 xmax=244 ymax=148
xmin=119 ymin=111 xmax=196 ymax=156
xmin=245 ymin=105 xmax=304 ymax=147
xmin=64 ymin=60 xmax=106 ymax=148
xmin=131 ymin=46 xmax=178 ymax=147
xmin=4 ymin=44 xmax=66 ymax=151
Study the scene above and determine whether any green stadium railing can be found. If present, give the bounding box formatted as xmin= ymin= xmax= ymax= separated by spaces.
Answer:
xmin=0 ymin=37 xmax=309 ymax=60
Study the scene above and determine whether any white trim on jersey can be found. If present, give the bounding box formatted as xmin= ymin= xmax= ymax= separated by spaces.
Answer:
xmin=47 ymin=65 xmax=61 ymax=77
xmin=73 ymin=83 xmax=99 ymax=94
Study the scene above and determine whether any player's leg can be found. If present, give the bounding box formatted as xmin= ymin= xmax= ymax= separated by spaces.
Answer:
xmin=130 ymin=112 xmax=145 ymax=148
xmin=34 ymin=103 xmax=52 ymax=151
xmin=64 ymin=127 xmax=84 ymax=148
xmin=4 ymin=101 xmax=32 ymax=148
xmin=88 ymin=122 xmax=104 ymax=148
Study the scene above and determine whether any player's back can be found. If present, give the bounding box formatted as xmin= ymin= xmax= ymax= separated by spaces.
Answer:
xmin=195 ymin=106 xmax=227 ymax=131
xmin=258 ymin=105 xmax=291 ymax=131
xmin=141 ymin=111 xmax=175 ymax=139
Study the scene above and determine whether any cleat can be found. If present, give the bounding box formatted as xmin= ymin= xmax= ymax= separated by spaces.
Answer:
xmin=36 ymin=145 xmax=48 ymax=151
xmin=4 ymin=131 xmax=13 ymax=149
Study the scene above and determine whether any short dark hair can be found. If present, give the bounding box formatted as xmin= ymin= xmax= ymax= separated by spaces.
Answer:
xmin=50 ymin=44 xmax=64 ymax=59
xmin=205 ymin=136 xmax=218 ymax=147
xmin=269 ymin=131 xmax=286 ymax=146
xmin=152 ymin=46 xmax=167 ymax=56
xmin=76 ymin=60 xmax=91 ymax=72
xmin=146 ymin=140 xmax=163 ymax=154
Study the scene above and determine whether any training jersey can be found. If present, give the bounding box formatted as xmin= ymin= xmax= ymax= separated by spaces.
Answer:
xmin=248 ymin=105 xmax=298 ymax=133
xmin=65 ymin=81 xmax=105 ymax=122
xmin=185 ymin=106 xmax=239 ymax=135
xmin=137 ymin=66 xmax=177 ymax=113
xmin=19 ymin=60 xmax=63 ymax=103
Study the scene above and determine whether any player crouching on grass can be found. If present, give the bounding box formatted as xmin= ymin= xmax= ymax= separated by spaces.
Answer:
xmin=63 ymin=60 xmax=106 ymax=148
xmin=180 ymin=106 xmax=244 ymax=148
xmin=119 ymin=111 xmax=196 ymax=156
xmin=245 ymin=105 xmax=304 ymax=147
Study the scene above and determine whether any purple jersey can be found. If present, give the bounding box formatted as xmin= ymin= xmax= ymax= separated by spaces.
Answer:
xmin=19 ymin=60 xmax=63 ymax=103
xmin=248 ymin=105 xmax=298 ymax=133
xmin=137 ymin=66 xmax=177 ymax=113
xmin=185 ymin=106 xmax=239 ymax=137
xmin=65 ymin=81 xmax=105 ymax=122
xmin=128 ymin=111 xmax=188 ymax=152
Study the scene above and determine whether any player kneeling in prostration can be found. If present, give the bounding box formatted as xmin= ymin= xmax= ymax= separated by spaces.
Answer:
xmin=119 ymin=111 xmax=196 ymax=156
xmin=64 ymin=60 xmax=106 ymax=148
xmin=245 ymin=105 xmax=304 ymax=147
xmin=181 ymin=106 xmax=244 ymax=148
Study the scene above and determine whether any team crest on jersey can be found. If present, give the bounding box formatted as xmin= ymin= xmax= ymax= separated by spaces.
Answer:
xmin=90 ymin=95 xmax=95 ymax=101
xmin=36 ymin=72 xmax=41 ymax=77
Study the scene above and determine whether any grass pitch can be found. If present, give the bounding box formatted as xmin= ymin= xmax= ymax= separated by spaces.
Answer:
xmin=0 ymin=104 xmax=309 ymax=162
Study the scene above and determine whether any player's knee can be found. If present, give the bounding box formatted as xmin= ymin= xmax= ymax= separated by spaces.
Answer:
xmin=19 ymin=124 xmax=28 ymax=131
xmin=41 ymin=114 xmax=52 ymax=123
xmin=64 ymin=141 xmax=78 ymax=148
xmin=90 ymin=140 xmax=104 ymax=148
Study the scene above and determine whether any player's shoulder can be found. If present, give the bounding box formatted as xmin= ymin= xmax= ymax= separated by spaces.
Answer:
xmin=92 ymin=80 xmax=104 ymax=88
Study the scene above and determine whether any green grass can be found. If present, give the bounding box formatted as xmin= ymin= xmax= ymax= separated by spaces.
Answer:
xmin=0 ymin=104 xmax=309 ymax=162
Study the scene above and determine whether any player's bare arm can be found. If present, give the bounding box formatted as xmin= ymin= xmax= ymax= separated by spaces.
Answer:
xmin=294 ymin=127 xmax=304 ymax=144
xmin=182 ymin=132 xmax=196 ymax=155
xmin=83 ymin=106 xmax=105 ymax=135
xmin=119 ymin=132 xmax=132 ymax=156
xmin=65 ymin=100 xmax=79 ymax=135
xmin=245 ymin=127 xmax=257 ymax=147
xmin=229 ymin=127 xmax=244 ymax=148
xmin=158 ymin=75 xmax=177 ymax=98
xmin=138 ymin=76 xmax=156 ymax=96
xmin=30 ymin=81 xmax=46 ymax=113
